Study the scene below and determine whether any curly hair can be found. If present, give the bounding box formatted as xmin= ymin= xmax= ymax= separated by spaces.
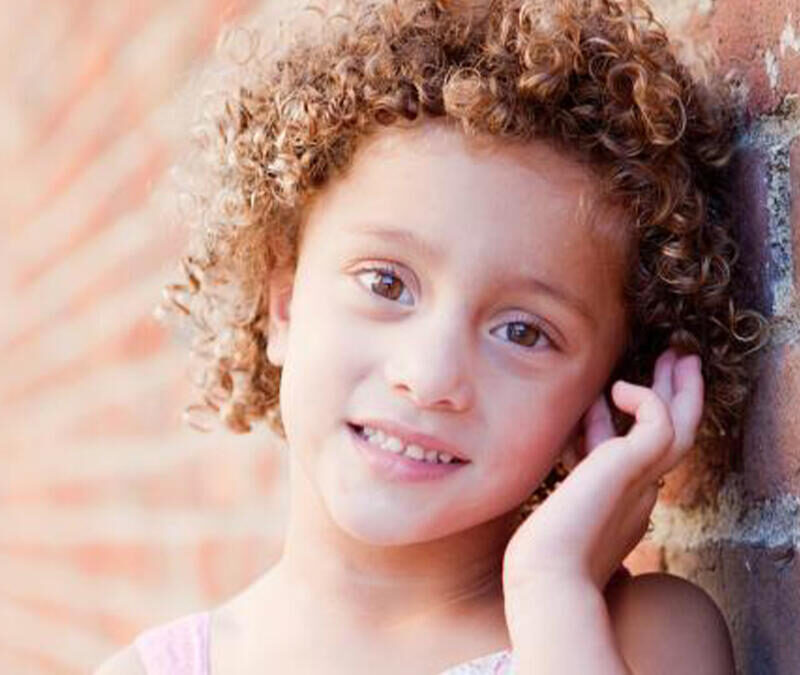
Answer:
xmin=159 ymin=0 xmax=768 ymax=474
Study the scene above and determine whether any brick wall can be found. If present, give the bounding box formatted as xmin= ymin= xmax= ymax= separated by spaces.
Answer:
xmin=0 ymin=1 xmax=798 ymax=673
xmin=627 ymin=2 xmax=800 ymax=673
xmin=0 ymin=2 xmax=287 ymax=673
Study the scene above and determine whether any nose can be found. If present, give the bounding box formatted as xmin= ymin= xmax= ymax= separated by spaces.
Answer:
xmin=383 ymin=309 xmax=475 ymax=412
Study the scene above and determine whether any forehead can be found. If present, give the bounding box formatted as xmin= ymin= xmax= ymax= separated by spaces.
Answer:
xmin=302 ymin=121 xmax=630 ymax=311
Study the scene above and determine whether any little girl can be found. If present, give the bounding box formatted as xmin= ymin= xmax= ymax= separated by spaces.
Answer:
xmin=97 ymin=0 xmax=767 ymax=673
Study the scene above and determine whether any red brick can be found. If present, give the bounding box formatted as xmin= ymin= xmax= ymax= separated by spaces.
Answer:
xmin=63 ymin=371 xmax=193 ymax=441
xmin=739 ymin=342 xmax=800 ymax=499
xmin=728 ymin=144 xmax=772 ymax=315
xmin=194 ymin=536 xmax=277 ymax=601
xmin=0 ymin=479 xmax=108 ymax=507
xmin=14 ymin=89 xmax=146 ymax=237
xmin=0 ymin=542 xmax=166 ymax=585
xmin=0 ymin=223 xmax=183 ymax=360
xmin=684 ymin=1 xmax=800 ymax=115
xmin=64 ymin=401 xmax=153 ymax=440
xmin=0 ymin=591 xmax=140 ymax=646
xmin=93 ymin=610 xmax=143 ymax=646
xmin=6 ymin=1 xmax=226 ymax=236
xmin=13 ymin=144 xmax=167 ymax=288
xmin=196 ymin=0 xmax=258 ymax=52
xmin=0 ymin=638 xmax=81 ymax=675
xmin=0 ymin=314 xmax=168 ymax=406
xmin=252 ymin=450 xmax=282 ymax=496
xmin=46 ymin=479 xmax=108 ymax=507
xmin=791 ymin=136 xmax=800 ymax=295
xmin=26 ymin=2 xmax=159 ymax=155
xmin=138 ymin=456 xmax=245 ymax=509
xmin=62 ymin=378 xmax=185 ymax=439
xmin=71 ymin=542 xmax=166 ymax=584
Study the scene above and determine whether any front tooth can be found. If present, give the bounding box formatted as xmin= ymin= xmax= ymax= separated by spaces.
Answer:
xmin=404 ymin=444 xmax=425 ymax=460
xmin=383 ymin=436 xmax=405 ymax=453
xmin=362 ymin=428 xmax=446 ymax=463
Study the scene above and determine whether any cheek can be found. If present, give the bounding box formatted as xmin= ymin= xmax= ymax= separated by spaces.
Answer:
xmin=280 ymin=299 xmax=356 ymax=431
xmin=502 ymin=417 xmax=567 ymax=473
xmin=485 ymin=382 xmax=589 ymax=481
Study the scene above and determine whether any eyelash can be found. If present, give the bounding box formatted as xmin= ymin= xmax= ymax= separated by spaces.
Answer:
xmin=354 ymin=263 xmax=558 ymax=351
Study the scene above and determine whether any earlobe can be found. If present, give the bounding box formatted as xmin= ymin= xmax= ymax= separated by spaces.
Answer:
xmin=265 ymin=267 xmax=295 ymax=368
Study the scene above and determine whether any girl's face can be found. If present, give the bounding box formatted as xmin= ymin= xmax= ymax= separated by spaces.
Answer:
xmin=267 ymin=122 xmax=629 ymax=545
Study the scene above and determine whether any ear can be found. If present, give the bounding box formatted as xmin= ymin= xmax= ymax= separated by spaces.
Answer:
xmin=265 ymin=266 xmax=295 ymax=368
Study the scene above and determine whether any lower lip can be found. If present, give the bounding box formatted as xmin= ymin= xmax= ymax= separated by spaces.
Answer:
xmin=347 ymin=424 xmax=468 ymax=482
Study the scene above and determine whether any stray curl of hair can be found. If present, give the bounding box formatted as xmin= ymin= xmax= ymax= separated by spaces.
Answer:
xmin=159 ymin=0 xmax=769 ymax=489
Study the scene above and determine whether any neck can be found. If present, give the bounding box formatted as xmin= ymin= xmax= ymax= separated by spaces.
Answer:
xmin=271 ymin=453 xmax=517 ymax=634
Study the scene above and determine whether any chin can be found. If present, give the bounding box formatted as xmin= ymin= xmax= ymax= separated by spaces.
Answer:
xmin=323 ymin=497 xmax=456 ymax=546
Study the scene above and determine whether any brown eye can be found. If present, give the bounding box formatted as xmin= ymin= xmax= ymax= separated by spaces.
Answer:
xmin=507 ymin=322 xmax=541 ymax=346
xmin=371 ymin=270 xmax=404 ymax=300
xmin=356 ymin=264 xmax=414 ymax=305
xmin=490 ymin=320 xmax=554 ymax=350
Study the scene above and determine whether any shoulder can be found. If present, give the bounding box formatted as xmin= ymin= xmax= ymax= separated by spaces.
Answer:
xmin=93 ymin=645 xmax=147 ymax=675
xmin=93 ymin=609 xmax=210 ymax=675
xmin=605 ymin=571 xmax=736 ymax=675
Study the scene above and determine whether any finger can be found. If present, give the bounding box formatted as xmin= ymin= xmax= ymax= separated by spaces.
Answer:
xmin=583 ymin=393 xmax=616 ymax=454
xmin=651 ymin=349 xmax=676 ymax=404
xmin=668 ymin=354 xmax=704 ymax=456
xmin=610 ymin=380 xmax=674 ymax=467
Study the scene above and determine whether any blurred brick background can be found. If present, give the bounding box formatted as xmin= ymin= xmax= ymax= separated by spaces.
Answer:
xmin=0 ymin=1 xmax=798 ymax=674
xmin=0 ymin=2 xmax=293 ymax=673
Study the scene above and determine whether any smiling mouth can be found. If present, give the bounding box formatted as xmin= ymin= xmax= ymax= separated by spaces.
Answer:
xmin=348 ymin=423 xmax=468 ymax=465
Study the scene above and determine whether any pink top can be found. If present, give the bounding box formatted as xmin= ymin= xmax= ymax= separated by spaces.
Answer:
xmin=133 ymin=611 xmax=514 ymax=674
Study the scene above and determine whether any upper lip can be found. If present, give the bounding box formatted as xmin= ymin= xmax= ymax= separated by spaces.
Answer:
xmin=349 ymin=418 xmax=470 ymax=462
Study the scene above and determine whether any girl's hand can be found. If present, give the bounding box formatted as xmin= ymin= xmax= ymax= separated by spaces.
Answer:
xmin=503 ymin=348 xmax=704 ymax=596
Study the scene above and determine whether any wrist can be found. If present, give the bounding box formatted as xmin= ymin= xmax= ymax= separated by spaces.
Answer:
xmin=504 ymin=572 xmax=602 ymax=631
xmin=503 ymin=565 xmax=595 ymax=607
xmin=505 ymin=576 xmax=631 ymax=675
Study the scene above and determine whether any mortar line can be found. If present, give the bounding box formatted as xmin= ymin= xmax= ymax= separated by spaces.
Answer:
xmin=650 ymin=473 xmax=800 ymax=551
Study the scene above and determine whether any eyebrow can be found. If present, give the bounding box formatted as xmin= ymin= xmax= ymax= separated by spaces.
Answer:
xmin=347 ymin=224 xmax=596 ymax=326
xmin=350 ymin=224 xmax=445 ymax=263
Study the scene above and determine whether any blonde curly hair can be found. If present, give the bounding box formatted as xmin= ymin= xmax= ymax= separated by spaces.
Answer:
xmin=160 ymin=0 xmax=768 ymax=478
